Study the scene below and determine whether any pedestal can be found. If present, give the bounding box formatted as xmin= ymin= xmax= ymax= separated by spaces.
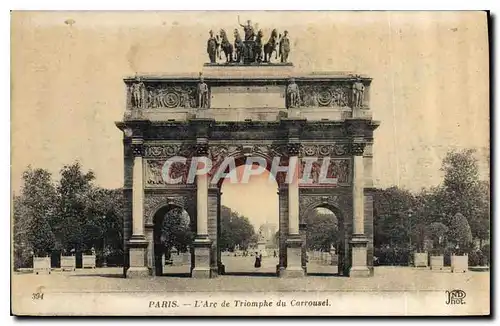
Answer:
xmin=280 ymin=236 xmax=305 ymax=278
xmin=349 ymin=235 xmax=370 ymax=277
xmin=126 ymin=237 xmax=149 ymax=278
xmin=192 ymin=237 xmax=212 ymax=278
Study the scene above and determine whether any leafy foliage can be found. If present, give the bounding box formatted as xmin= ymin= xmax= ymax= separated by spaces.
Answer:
xmin=219 ymin=206 xmax=256 ymax=251
xmin=18 ymin=167 xmax=57 ymax=257
xmin=305 ymin=208 xmax=338 ymax=251
xmin=448 ymin=213 xmax=472 ymax=249
xmin=426 ymin=222 xmax=448 ymax=249
xmin=160 ymin=207 xmax=193 ymax=254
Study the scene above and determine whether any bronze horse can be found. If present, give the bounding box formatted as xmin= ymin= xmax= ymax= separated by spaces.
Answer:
xmin=219 ymin=29 xmax=234 ymax=63
xmin=254 ymin=30 xmax=264 ymax=63
xmin=233 ymin=29 xmax=244 ymax=63
xmin=263 ymin=29 xmax=279 ymax=62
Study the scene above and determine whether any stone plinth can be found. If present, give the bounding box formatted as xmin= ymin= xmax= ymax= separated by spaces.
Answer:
xmin=349 ymin=236 xmax=370 ymax=277
xmin=192 ymin=237 xmax=212 ymax=278
xmin=126 ymin=238 xmax=149 ymax=278
xmin=280 ymin=236 xmax=305 ymax=278
xmin=202 ymin=63 xmax=294 ymax=79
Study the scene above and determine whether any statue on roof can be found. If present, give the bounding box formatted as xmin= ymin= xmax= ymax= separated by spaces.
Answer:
xmin=238 ymin=16 xmax=256 ymax=41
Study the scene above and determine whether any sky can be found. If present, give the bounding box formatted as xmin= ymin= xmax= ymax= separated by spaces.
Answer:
xmin=11 ymin=11 xmax=489 ymax=228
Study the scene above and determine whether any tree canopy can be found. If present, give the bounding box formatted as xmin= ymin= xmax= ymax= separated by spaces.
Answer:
xmin=219 ymin=206 xmax=256 ymax=251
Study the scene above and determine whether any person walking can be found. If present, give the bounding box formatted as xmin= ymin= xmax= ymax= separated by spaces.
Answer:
xmin=254 ymin=252 xmax=261 ymax=268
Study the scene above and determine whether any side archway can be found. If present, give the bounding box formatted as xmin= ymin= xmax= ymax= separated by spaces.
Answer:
xmin=151 ymin=204 xmax=194 ymax=276
xmin=300 ymin=197 xmax=348 ymax=276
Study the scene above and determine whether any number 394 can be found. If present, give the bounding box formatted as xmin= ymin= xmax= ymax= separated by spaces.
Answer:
xmin=32 ymin=293 xmax=44 ymax=300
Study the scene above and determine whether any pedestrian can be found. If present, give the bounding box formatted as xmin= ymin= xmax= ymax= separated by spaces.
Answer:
xmin=254 ymin=252 xmax=261 ymax=268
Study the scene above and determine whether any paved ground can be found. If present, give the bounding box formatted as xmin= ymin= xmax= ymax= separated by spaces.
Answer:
xmin=12 ymin=257 xmax=489 ymax=295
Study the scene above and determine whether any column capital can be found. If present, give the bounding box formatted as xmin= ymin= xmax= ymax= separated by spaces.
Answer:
xmin=287 ymin=142 xmax=301 ymax=156
xmin=131 ymin=140 xmax=144 ymax=157
xmin=195 ymin=142 xmax=209 ymax=156
xmin=350 ymin=142 xmax=366 ymax=156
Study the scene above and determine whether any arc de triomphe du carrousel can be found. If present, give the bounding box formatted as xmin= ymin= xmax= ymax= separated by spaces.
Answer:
xmin=116 ymin=25 xmax=380 ymax=279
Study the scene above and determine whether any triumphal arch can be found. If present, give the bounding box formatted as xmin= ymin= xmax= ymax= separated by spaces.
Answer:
xmin=116 ymin=39 xmax=379 ymax=278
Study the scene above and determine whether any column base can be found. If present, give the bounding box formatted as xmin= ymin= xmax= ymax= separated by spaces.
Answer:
xmin=349 ymin=266 xmax=371 ymax=277
xmin=349 ymin=234 xmax=370 ymax=278
xmin=126 ymin=266 xmax=150 ymax=278
xmin=279 ymin=235 xmax=305 ymax=278
xmin=192 ymin=236 xmax=212 ymax=279
xmin=279 ymin=267 xmax=305 ymax=278
xmin=126 ymin=236 xmax=149 ymax=278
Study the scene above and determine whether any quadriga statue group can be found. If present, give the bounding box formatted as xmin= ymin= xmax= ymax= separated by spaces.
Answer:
xmin=207 ymin=18 xmax=291 ymax=64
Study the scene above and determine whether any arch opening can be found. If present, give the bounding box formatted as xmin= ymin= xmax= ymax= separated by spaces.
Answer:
xmin=218 ymin=155 xmax=280 ymax=277
xmin=152 ymin=205 xmax=193 ymax=277
xmin=303 ymin=204 xmax=346 ymax=276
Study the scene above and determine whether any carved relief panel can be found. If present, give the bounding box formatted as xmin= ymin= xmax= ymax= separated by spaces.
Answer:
xmin=298 ymin=84 xmax=352 ymax=108
xmin=128 ymin=83 xmax=199 ymax=110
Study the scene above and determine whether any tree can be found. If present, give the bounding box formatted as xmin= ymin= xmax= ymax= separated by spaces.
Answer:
xmin=448 ymin=213 xmax=473 ymax=251
xmin=219 ymin=206 xmax=256 ymax=251
xmin=306 ymin=208 xmax=338 ymax=251
xmin=373 ymin=187 xmax=416 ymax=248
xmin=83 ymin=187 xmax=125 ymax=261
xmin=13 ymin=195 xmax=32 ymax=268
xmin=28 ymin=214 xmax=56 ymax=257
xmin=439 ymin=149 xmax=489 ymax=242
xmin=160 ymin=207 xmax=192 ymax=255
xmin=427 ymin=222 xmax=448 ymax=249
xmin=52 ymin=162 xmax=96 ymax=253
xmin=16 ymin=167 xmax=57 ymax=258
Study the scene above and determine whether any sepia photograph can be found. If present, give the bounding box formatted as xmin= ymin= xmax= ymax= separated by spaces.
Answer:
xmin=10 ymin=10 xmax=490 ymax=316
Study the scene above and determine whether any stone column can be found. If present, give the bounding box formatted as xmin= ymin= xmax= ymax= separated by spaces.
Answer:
xmin=280 ymin=142 xmax=305 ymax=278
xmin=217 ymin=189 xmax=225 ymax=275
xmin=349 ymin=141 xmax=370 ymax=277
xmin=126 ymin=139 xmax=149 ymax=278
xmin=192 ymin=142 xmax=212 ymax=278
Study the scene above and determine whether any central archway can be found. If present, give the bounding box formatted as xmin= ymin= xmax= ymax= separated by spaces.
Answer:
xmin=213 ymin=153 xmax=283 ymax=276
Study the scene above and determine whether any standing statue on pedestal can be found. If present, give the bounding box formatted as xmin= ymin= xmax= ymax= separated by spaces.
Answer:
xmin=352 ymin=77 xmax=365 ymax=108
xmin=279 ymin=30 xmax=290 ymax=63
xmin=287 ymin=78 xmax=300 ymax=108
xmin=219 ymin=29 xmax=234 ymax=63
xmin=131 ymin=77 xmax=146 ymax=109
xmin=197 ymin=75 xmax=209 ymax=109
xmin=207 ymin=30 xmax=218 ymax=64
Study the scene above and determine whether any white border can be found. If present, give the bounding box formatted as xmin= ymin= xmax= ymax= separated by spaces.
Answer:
xmin=3 ymin=1 xmax=497 ymax=325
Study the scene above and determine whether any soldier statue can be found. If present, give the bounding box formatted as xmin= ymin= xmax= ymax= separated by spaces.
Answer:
xmin=207 ymin=30 xmax=218 ymax=64
xmin=197 ymin=76 xmax=209 ymax=109
xmin=287 ymin=78 xmax=300 ymax=108
xmin=352 ymin=77 xmax=365 ymax=108
xmin=279 ymin=30 xmax=290 ymax=63
xmin=131 ymin=77 xmax=146 ymax=109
